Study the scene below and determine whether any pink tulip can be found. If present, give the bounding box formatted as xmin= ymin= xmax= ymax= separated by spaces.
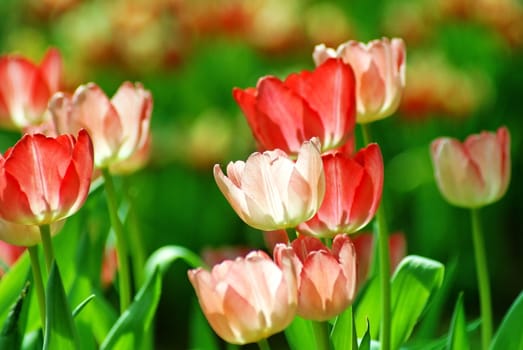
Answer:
xmin=297 ymin=144 xmax=383 ymax=237
xmin=430 ymin=127 xmax=510 ymax=208
xmin=188 ymin=250 xmax=297 ymax=344
xmin=48 ymin=81 xmax=152 ymax=170
xmin=214 ymin=138 xmax=325 ymax=231
xmin=0 ymin=130 xmax=94 ymax=228
xmin=233 ymin=58 xmax=356 ymax=155
xmin=314 ymin=37 xmax=406 ymax=124
xmin=0 ymin=48 xmax=62 ymax=129
xmin=274 ymin=234 xmax=357 ymax=321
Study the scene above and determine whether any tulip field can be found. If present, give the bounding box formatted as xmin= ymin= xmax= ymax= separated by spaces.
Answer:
xmin=0 ymin=0 xmax=521 ymax=349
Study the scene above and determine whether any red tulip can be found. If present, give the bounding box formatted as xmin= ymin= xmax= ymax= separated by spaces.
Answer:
xmin=0 ymin=240 xmax=25 ymax=276
xmin=298 ymin=144 xmax=383 ymax=237
xmin=233 ymin=58 xmax=356 ymax=155
xmin=274 ymin=234 xmax=357 ymax=321
xmin=314 ymin=38 xmax=406 ymax=124
xmin=0 ymin=218 xmax=64 ymax=247
xmin=214 ymin=138 xmax=325 ymax=231
xmin=430 ymin=127 xmax=510 ymax=208
xmin=0 ymin=130 xmax=93 ymax=228
xmin=0 ymin=48 xmax=62 ymax=129
xmin=188 ymin=250 xmax=297 ymax=344
xmin=48 ymin=81 xmax=152 ymax=170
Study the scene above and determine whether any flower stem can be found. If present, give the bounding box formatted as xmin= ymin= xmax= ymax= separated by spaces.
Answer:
xmin=257 ymin=338 xmax=271 ymax=350
xmin=102 ymin=168 xmax=131 ymax=313
xmin=361 ymin=123 xmax=390 ymax=350
xmin=470 ymin=208 xmax=492 ymax=350
xmin=28 ymin=246 xmax=46 ymax=330
xmin=39 ymin=224 xmax=54 ymax=272
xmin=376 ymin=204 xmax=391 ymax=350
xmin=311 ymin=321 xmax=330 ymax=350
xmin=123 ymin=178 xmax=146 ymax=287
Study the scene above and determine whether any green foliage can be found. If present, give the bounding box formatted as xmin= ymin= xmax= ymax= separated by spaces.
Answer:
xmin=100 ymin=269 xmax=162 ymax=350
xmin=284 ymin=316 xmax=319 ymax=350
xmin=0 ymin=282 xmax=30 ymax=349
xmin=43 ymin=262 xmax=80 ymax=350
xmin=331 ymin=306 xmax=358 ymax=350
xmin=490 ymin=291 xmax=523 ymax=350
xmin=355 ymin=255 xmax=445 ymax=349
xmin=447 ymin=293 xmax=469 ymax=350
xmin=390 ymin=255 xmax=445 ymax=350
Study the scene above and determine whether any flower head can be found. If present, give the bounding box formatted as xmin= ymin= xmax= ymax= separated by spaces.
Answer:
xmin=214 ymin=138 xmax=325 ymax=231
xmin=314 ymin=37 xmax=406 ymax=124
xmin=48 ymin=81 xmax=152 ymax=170
xmin=233 ymin=58 xmax=356 ymax=155
xmin=188 ymin=250 xmax=297 ymax=344
xmin=0 ymin=48 xmax=62 ymax=129
xmin=297 ymin=144 xmax=383 ymax=237
xmin=0 ymin=130 xmax=94 ymax=226
xmin=430 ymin=127 xmax=510 ymax=208
xmin=274 ymin=234 xmax=356 ymax=321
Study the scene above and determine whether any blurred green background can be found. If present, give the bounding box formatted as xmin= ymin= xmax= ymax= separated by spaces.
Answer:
xmin=1 ymin=0 xmax=522 ymax=348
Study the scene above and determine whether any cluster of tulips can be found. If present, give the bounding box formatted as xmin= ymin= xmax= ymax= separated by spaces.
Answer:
xmin=189 ymin=38 xmax=515 ymax=350
xmin=0 ymin=47 xmax=153 ymax=348
xmin=0 ymin=36 xmax=518 ymax=350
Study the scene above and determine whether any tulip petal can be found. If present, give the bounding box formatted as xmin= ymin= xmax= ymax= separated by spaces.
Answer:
xmin=40 ymin=48 xmax=62 ymax=92
xmin=285 ymin=59 xmax=356 ymax=150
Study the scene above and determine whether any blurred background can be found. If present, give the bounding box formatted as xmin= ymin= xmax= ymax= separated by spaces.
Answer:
xmin=0 ymin=0 xmax=522 ymax=348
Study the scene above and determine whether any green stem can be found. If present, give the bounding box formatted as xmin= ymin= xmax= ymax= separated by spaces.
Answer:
xmin=28 ymin=246 xmax=46 ymax=330
xmin=470 ymin=208 xmax=492 ymax=350
xmin=376 ymin=204 xmax=391 ymax=350
xmin=39 ymin=224 xmax=54 ymax=272
xmin=311 ymin=321 xmax=330 ymax=350
xmin=257 ymin=338 xmax=271 ymax=350
xmin=102 ymin=168 xmax=131 ymax=313
xmin=361 ymin=123 xmax=390 ymax=350
xmin=123 ymin=178 xmax=146 ymax=287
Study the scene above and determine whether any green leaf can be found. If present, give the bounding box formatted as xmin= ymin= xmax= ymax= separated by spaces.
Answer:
xmin=415 ymin=257 xmax=458 ymax=340
xmin=390 ymin=255 xmax=445 ymax=350
xmin=100 ymin=268 xmax=162 ymax=350
xmin=359 ymin=319 xmax=371 ymax=350
xmin=331 ymin=306 xmax=357 ymax=350
xmin=144 ymin=245 xmax=204 ymax=279
xmin=0 ymin=253 xmax=30 ymax=325
xmin=447 ymin=293 xmax=469 ymax=350
xmin=354 ymin=277 xmax=381 ymax=340
xmin=72 ymin=294 xmax=95 ymax=318
xmin=490 ymin=291 xmax=523 ymax=350
xmin=68 ymin=275 xmax=117 ymax=344
xmin=284 ymin=316 xmax=319 ymax=350
xmin=0 ymin=282 xmax=30 ymax=349
xmin=43 ymin=262 xmax=80 ymax=350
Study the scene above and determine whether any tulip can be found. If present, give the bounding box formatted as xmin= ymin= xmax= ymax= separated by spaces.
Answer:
xmin=314 ymin=37 xmax=406 ymax=124
xmin=274 ymin=234 xmax=356 ymax=321
xmin=188 ymin=250 xmax=297 ymax=345
xmin=430 ymin=127 xmax=510 ymax=208
xmin=297 ymin=144 xmax=383 ymax=238
xmin=48 ymin=81 xmax=152 ymax=170
xmin=0 ymin=130 xmax=94 ymax=227
xmin=0 ymin=48 xmax=62 ymax=129
xmin=0 ymin=218 xmax=64 ymax=247
xmin=0 ymin=240 xmax=26 ymax=276
xmin=214 ymin=138 xmax=325 ymax=231
xmin=233 ymin=58 xmax=356 ymax=155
